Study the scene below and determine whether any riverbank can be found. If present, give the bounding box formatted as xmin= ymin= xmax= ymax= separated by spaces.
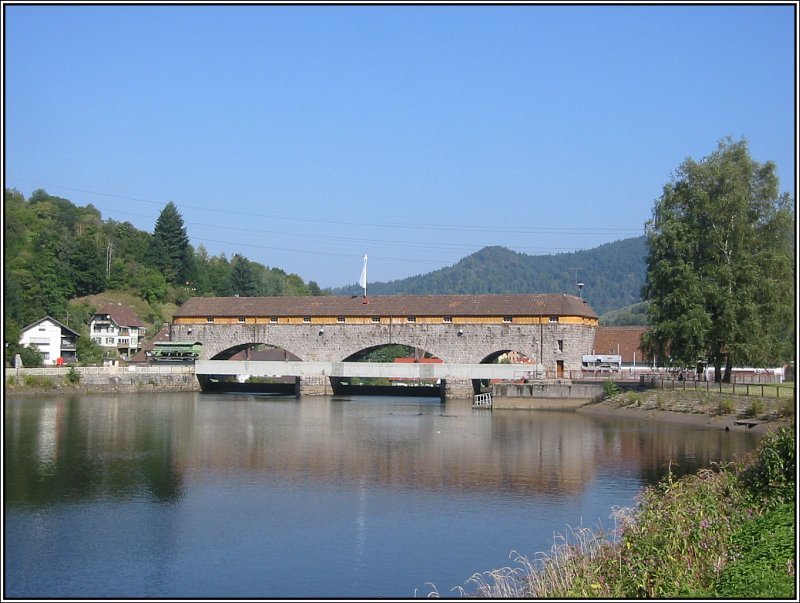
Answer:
xmin=576 ymin=388 xmax=794 ymax=435
xmin=460 ymin=426 xmax=795 ymax=599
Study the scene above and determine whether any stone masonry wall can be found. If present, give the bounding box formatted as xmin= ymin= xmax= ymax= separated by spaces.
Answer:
xmin=172 ymin=321 xmax=597 ymax=376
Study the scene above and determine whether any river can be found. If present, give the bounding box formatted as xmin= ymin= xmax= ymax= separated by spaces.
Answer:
xmin=4 ymin=392 xmax=762 ymax=599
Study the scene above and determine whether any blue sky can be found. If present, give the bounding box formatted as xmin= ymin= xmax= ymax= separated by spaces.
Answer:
xmin=4 ymin=3 xmax=796 ymax=289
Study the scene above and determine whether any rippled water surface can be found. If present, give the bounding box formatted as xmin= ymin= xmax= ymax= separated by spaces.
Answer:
xmin=4 ymin=392 xmax=761 ymax=598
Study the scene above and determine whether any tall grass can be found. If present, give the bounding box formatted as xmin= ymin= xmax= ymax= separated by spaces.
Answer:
xmin=438 ymin=427 xmax=795 ymax=599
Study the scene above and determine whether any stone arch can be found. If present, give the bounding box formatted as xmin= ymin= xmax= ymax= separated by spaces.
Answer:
xmin=209 ymin=342 xmax=303 ymax=362
xmin=178 ymin=325 xmax=308 ymax=362
xmin=339 ymin=342 xmax=441 ymax=363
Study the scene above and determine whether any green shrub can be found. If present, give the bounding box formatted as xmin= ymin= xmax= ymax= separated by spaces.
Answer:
xmin=744 ymin=399 xmax=765 ymax=418
xmin=608 ymin=468 xmax=746 ymax=598
xmin=22 ymin=374 xmax=55 ymax=389
xmin=67 ymin=366 xmax=81 ymax=384
xmin=603 ymin=380 xmax=621 ymax=399
xmin=739 ymin=427 xmax=795 ymax=506
xmin=712 ymin=503 xmax=795 ymax=598
xmin=778 ymin=400 xmax=794 ymax=418
xmin=717 ymin=398 xmax=734 ymax=415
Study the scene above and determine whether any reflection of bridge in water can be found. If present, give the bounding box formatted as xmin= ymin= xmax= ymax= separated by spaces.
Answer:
xmin=5 ymin=394 xmax=761 ymax=508
xmin=172 ymin=293 xmax=599 ymax=398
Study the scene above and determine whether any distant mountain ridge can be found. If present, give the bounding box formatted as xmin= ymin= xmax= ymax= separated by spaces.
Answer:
xmin=332 ymin=236 xmax=648 ymax=316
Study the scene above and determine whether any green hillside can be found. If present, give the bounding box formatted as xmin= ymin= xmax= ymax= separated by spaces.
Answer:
xmin=333 ymin=236 xmax=648 ymax=316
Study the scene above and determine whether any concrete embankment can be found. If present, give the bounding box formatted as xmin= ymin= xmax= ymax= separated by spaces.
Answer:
xmin=490 ymin=381 xmax=604 ymax=409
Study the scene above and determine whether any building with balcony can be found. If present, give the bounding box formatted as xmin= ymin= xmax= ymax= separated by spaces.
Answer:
xmin=18 ymin=316 xmax=79 ymax=365
xmin=88 ymin=303 xmax=146 ymax=359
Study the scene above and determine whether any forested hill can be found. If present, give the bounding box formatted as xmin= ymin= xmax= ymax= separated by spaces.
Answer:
xmin=333 ymin=236 xmax=648 ymax=316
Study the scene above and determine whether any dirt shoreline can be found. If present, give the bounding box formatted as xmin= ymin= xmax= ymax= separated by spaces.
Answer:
xmin=576 ymin=395 xmax=792 ymax=436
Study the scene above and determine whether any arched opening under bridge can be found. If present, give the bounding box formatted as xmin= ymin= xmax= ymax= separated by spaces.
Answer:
xmin=199 ymin=343 xmax=303 ymax=395
xmin=471 ymin=349 xmax=542 ymax=394
xmin=330 ymin=344 xmax=444 ymax=398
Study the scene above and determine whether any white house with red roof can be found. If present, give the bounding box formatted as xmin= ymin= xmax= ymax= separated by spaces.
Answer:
xmin=88 ymin=302 xmax=146 ymax=359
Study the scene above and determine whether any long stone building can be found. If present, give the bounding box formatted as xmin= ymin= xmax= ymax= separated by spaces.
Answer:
xmin=170 ymin=294 xmax=599 ymax=381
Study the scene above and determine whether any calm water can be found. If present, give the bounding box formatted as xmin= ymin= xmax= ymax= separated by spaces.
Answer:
xmin=4 ymin=392 xmax=761 ymax=599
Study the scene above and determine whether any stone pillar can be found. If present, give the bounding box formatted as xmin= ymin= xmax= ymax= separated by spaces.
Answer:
xmin=298 ymin=374 xmax=330 ymax=396
xmin=442 ymin=378 xmax=474 ymax=400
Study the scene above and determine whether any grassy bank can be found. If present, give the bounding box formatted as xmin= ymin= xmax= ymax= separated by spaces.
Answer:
xmin=438 ymin=426 xmax=795 ymax=599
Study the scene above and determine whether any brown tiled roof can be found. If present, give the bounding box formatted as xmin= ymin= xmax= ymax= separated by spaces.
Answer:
xmin=593 ymin=326 xmax=650 ymax=363
xmin=94 ymin=303 xmax=146 ymax=328
xmin=172 ymin=294 xmax=599 ymax=319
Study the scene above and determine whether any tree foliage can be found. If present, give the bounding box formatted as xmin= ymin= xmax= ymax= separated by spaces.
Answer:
xmin=229 ymin=254 xmax=257 ymax=297
xmin=145 ymin=201 xmax=192 ymax=285
xmin=3 ymin=188 xmax=326 ymax=360
xmin=642 ymin=138 xmax=794 ymax=381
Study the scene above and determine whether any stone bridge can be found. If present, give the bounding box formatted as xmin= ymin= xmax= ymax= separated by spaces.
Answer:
xmin=170 ymin=293 xmax=599 ymax=396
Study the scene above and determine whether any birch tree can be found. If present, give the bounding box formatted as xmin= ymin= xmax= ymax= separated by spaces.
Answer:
xmin=642 ymin=138 xmax=794 ymax=382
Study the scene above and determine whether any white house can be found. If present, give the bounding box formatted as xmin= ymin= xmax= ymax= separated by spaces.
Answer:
xmin=89 ymin=303 xmax=146 ymax=359
xmin=19 ymin=316 xmax=79 ymax=365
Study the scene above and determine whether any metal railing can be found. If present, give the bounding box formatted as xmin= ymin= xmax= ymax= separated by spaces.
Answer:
xmin=638 ymin=375 xmax=792 ymax=398
xmin=473 ymin=392 xmax=493 ymax=408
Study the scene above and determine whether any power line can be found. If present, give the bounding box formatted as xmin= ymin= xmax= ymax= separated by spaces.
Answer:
xmin=22 ymin=191 xmax=633 ymax=259
xmin=12 ymin=179 xmax=645 ymax=236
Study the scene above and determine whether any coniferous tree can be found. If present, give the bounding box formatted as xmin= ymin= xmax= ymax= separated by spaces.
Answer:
xmin=229 ymin=254 xmax=258 ymax=297
xmin=69 ymin=228 xmax=107 ymax=296
xmin=642 ymin=138 xmax=794 ymax=382
xmin=146 ymin=202 xmax=191 ymax=285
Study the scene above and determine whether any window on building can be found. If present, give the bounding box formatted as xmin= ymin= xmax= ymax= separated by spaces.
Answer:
xmin=443 ymin=316 xmax=452 ymax=323
xmin=206 ymin=317 xmax=215 ymax=323
xmin=303 ymin=317 xmax=311 ymax=323
xmin=238 ymin=317 xmax=246 ymax=323
xmin=549 ymin=316 xmax=559 ymax=323
xmin=503 ymin=316 xmax=513 ymax=323
xmin=557 ymin=339 xmax=564 ymax=352
xmin=337 ymin=317 xmax=346 ymax=323
xmin=270 ymin=317 xmax=278 ymax=323
xmin=371 ymin=317 xmax=380 ymax=323
xmin=106 ymin=337 xmax=115 ymax=345
xmin=407 ymin=316 xmax=416 ymax=323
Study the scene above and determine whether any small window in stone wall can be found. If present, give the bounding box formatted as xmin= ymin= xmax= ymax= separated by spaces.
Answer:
xmin=238 ymin=317 xmax=246 ymax=323
xmin=372 ymin=317 xmax=380 ymax=323
xmin=303 ymin=317 xmax=311 ymax=323
xmin=206 ymin=317 xmax=214 ymax=324
xmin=270 ymin=317 xmax=278 ymax=323
xmin=549 ymin=316 xmax=559 ymax=323
xmin=407 ymin=316 xmax=416 ymax=323
xmin=443 ymin=316 xmax=452 ymax=323
xmin=503 ymin=316 xmax=513 ymax=323
xmin=557 ymin=339 xmax=564 ymax=352
xmin=337 ymin=317 xmax=346 ymax=323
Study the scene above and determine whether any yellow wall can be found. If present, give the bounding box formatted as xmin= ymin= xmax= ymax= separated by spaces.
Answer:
xmin=173 ymin=316 xmax=599 ymax=326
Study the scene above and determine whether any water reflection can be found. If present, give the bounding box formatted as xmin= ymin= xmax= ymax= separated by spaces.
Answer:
xmin=5 ymin=395 xmax=184 ymax=507
xmin=5 ymin=393 xmax=759 ymax=509
xmin=4 ymin=392 xmax=764 ymax=598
